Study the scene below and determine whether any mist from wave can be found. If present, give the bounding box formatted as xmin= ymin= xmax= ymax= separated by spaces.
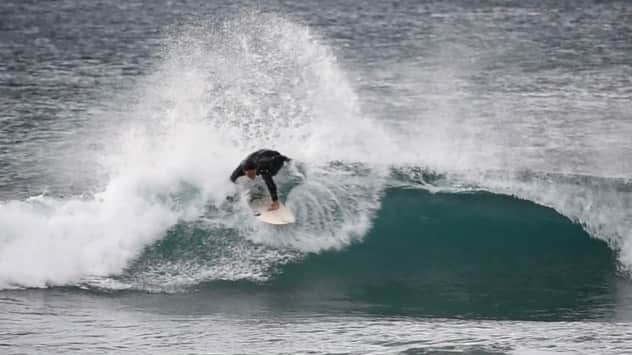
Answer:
xmin=1 ymin=9 xmax=632 ymax=293
xmin=0 ymin=13 xmax=392 ymax=290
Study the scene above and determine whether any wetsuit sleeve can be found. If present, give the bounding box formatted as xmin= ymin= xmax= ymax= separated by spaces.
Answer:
xmin=230 ymin=164 xmax=244 ymax=183
xmin=261 ymin=173 xmax=278 ymax=201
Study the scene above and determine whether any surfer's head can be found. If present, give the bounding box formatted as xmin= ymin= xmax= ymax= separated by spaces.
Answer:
xmin=244 ymin=161 xmax=257 ymax=179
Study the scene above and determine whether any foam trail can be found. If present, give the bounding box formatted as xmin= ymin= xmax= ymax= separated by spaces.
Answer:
xmin=0 ymin=187 xmax=178 ymax=288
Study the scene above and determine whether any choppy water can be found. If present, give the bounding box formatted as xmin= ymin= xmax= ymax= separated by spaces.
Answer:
xmin=2 ymin=0 xmax=632 ymax=354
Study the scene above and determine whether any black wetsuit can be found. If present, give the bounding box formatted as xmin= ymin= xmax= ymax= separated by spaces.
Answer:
xmin=230 ymin=149 xmax=290 ymax=201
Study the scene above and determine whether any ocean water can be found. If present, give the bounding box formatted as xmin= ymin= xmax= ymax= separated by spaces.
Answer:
xmin=2 ymin=0 xmax=632 ymax=354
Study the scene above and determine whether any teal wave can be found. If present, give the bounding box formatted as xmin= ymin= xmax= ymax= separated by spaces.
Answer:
xmin=115 ymin=186 xmax=625 ymax=320
xmin=199 ymin=188 xmax=621 ymax=320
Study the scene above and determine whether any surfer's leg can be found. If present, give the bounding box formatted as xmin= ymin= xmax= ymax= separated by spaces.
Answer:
xmin=248 ymin=183 xmax=267 ymax=202
xmin=272 ymin=160 xmax=305 ymax=198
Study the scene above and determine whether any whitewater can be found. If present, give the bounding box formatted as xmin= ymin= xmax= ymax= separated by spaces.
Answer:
xmin=4 ymin=2 xmax=632 ymax=354
xmin=0 ymin=14 xmax=394 ymax=290
xmin=2 ymin=12 xmax=631 ymax=292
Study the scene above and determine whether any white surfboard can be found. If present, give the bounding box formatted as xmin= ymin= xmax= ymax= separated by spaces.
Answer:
xmin=250 ymin=199 xmax=295 ymax=225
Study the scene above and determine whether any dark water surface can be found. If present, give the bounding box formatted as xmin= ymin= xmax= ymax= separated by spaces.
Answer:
xmin=2 ymin=0 xmax=632 ymax=354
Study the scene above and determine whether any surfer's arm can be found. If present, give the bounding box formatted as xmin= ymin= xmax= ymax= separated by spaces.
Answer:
xmin=261 ymin=173 xmax=278 ymax=202
xmin=230 ymin=165 xmax=244 ymax=183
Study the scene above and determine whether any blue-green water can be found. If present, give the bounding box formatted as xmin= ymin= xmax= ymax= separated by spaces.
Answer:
xmin=124 ymin=187 xmax=621 ymax=321
xmin=266 ymin=188 xmax=620 ymax=320
xmin=2 ymin=0 xmax=632 ymax=353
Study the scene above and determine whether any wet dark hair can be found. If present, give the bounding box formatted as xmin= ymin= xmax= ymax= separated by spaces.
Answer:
xmin=243 ymin=161 xmax=257 ymax=170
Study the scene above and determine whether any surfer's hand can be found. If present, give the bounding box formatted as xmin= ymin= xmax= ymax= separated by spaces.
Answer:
xmin=268 ymin=200 xmax=280 ymax=211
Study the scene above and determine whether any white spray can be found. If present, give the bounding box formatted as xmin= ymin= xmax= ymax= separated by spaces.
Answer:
xmin=0 ymin=14 xmax=394 ymax=290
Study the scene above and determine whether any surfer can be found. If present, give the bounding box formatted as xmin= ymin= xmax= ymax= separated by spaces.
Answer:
xmin=230 ymin=149 xmax=291 ymax=211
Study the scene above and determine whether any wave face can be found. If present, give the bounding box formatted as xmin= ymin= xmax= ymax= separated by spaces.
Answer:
xmin=1 ymin=12 xmax=631 ymax=303
xmin=255 ymin=187 xmax=620 ymax=320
